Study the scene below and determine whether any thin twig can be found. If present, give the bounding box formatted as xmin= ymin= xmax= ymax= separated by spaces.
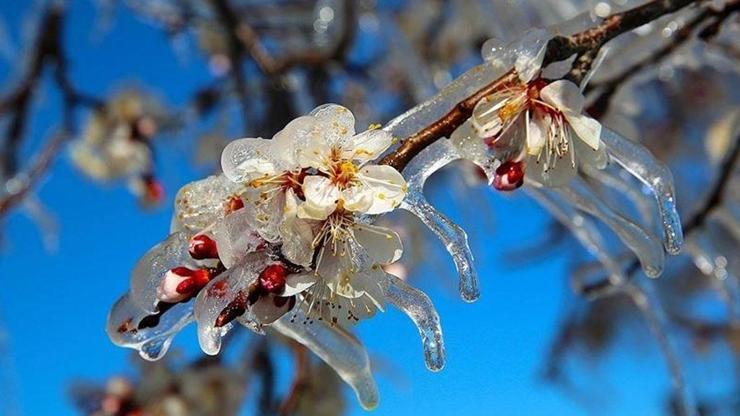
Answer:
xmin=586 ymin=0 xmax=740 ymax=117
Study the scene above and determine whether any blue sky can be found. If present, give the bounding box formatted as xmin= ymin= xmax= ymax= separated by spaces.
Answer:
xmin=0 ymin=2 xmax=679 ymax=415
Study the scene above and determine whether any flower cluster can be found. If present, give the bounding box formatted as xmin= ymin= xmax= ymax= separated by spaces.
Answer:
xmin=107 ymin=104 xmax=444 ymax=409
xmin=70 ymin=91 xmax=164 ymax=206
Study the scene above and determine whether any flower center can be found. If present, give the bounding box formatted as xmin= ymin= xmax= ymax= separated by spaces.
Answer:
xmin=331 ymin=160 xmax=359 ymax=189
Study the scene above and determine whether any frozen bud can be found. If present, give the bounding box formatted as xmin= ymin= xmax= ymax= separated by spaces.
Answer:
xmin=225 ymin=195 xmax=244 ymax=214
xmin=259 ymin=264 xmax=287 ymax=294
xmin=493 ymin=161 xmax=525 ymax=191
xmin=179 ymin=269 xmax=212 ymax=292
xmin=215 ymin=292 xmax=248 ymax=327
xmin=189 ymin=235 xmax=219 ymax=260
xmin=143 ymin=175 xmax=164 ymax=203
xmin=157 ymin=267 xmax=194 ymax=303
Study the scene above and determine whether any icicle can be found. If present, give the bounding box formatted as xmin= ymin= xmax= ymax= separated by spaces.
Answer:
xmin=581 ymin=165 xmax=655 ymax=229
xmin=553 ymin=177 xmax=665 ymax=277
xmin=382 ymin=273 xmax=445 ymax=371
xmin=625 ymin=280 xmax=698 ymax=416
xmin=527 ymin=186 xmax=625 ymax=297
xmin=601 ymin=128 xmax=683 ymax=254
xmin=400 ymin=140 xmax=479 ymax=302
xmin=106 ymin=294 xmax=193 ymax=361
xmin=272 ymin=310 xmax=379 ymax=410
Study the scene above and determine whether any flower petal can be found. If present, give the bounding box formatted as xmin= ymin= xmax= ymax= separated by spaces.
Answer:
xmin=310 ymin=103 xmax=356 ymax=143
xmin=341 ymin=129 xmax=394 ymax=164
xmin=564 ymin=111 xmax=602 ymax=151
xmin=298 ymin=176 xmax=339 ymax=220
xmin=297 ymin=132 xmax=332 ymax=171
xmin=539 ymin=80 xmax=585 ymax=113
xmin=514 ymin=38 xmax=547 ymax=83
xmin=352 ymin=223 xmax=403 ymax=264
xmin=210 ymin=209 xmax=264 ymax=269
xmin=340 ymin=184 xmax=374 ymax=213
xmin=526 ymin=111 xmax=548 ymax=155
xmin=357 ymin=165 xmax=408 ymax=215
xmin=221 ymin=138 xmax=275 ymax=184
xmin=172 ymin=175 xmax=240 ymax=234
xmin=271 ymin=116 xmax=318 ymax=166
xmin=279 ymin=189 xmax=316 ymax=267
xmin=283 ymin=272 xmax=318 ymax=296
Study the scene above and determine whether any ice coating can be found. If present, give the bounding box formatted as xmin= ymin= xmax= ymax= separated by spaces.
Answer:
xmin=194 ymin=263 xmax=260 ymax=355
xmin=601 ymin=128 xmax=684 ymax=254
xmin=172 ymin=175 xmax=241 ymax=234
xmin=209 ymin=209 xmax=264 ymax=269
xmin=527 ymin=186 xmax=625 ymax=295
xmin=129 ymin=231 xmax=192 ymax=313
xmin=553 ymin=177 xmax=665 ymax=277
xmin=400 ymin=140 xmax=480 ymax=302
xmin=106 ymin=294 xmax=193 ymax=361
xmin=272 ymin=309 xmax=379 ymax=410
xmin=382 ymin=273 xmax=445 ymax=371
xmin=582 ymin=164 xmax=656 ymax=229
xmin=381 ymin=62 xmax=511 ymax=140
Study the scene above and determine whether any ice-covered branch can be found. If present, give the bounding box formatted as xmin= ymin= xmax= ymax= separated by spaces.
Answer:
xmin=587 ymin=0 xmax=740 ymax=117
xmin=379 ymin=0 xmax=707 ymax=172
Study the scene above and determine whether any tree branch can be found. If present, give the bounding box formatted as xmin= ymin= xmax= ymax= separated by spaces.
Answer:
xmin=379 ymin=0 xmax=705 ymax=172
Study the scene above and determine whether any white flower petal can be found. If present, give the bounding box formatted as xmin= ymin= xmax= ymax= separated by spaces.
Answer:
xmin=352 ymin=223 xmax=403 ymax=264
xmin=210 ymin=209 xmax=264 ymax=269
xmin=310 ymin=103 xmax=356 ymax=142
xmin=526 ymin=111 xmax=548 ymax=155
xmin=279 ymin=188 xmax=316 ymax=267
xmin=298 ymin=176 xmax=339 ymax=220
xmin=221 ymin=138 xmax=275 ymax=183
xmin=576 ymin=138 xmax=608 ymax=170
xmin=283 ymin=273 xmax=318 ymax=296
xmin=340 ymin=184 xmax=374 ymax=213
xmin=357 ymin=165 xmax=408 ymax=215
xmin=514 ymin=42 xmax=546 ymax=83
xmin=173 ymin=175 xmax=241 ymax=234
xmin=540 ymin=80 xmax=585 ymax=113
xmin=317 ymin=245 xmax=366 ymax=299
xmin=341 ymin=129 xmax=394 ymax=164
xmin=564 ymin=111 xmax=602 ymax=151
xmin=298 ymin=132 xmax=333 ymax=170
xmin=272 ymin=116 xmax=319 ymax=167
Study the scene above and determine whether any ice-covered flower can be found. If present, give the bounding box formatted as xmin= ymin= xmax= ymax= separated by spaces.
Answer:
xmin=294 ymin=106 xmax=406 ymax=220
xmin=220 ymin=104 xmax=407 ymax=267
xmin=108 ymin=156 xmax=445 ymax=410
xmin=452 ymin=41 xmax=607 ymax=189
xmin=70 ymin=90 xmax=165 ymax=205
xmin=108 ymin=104 xmax=448 ymax=411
